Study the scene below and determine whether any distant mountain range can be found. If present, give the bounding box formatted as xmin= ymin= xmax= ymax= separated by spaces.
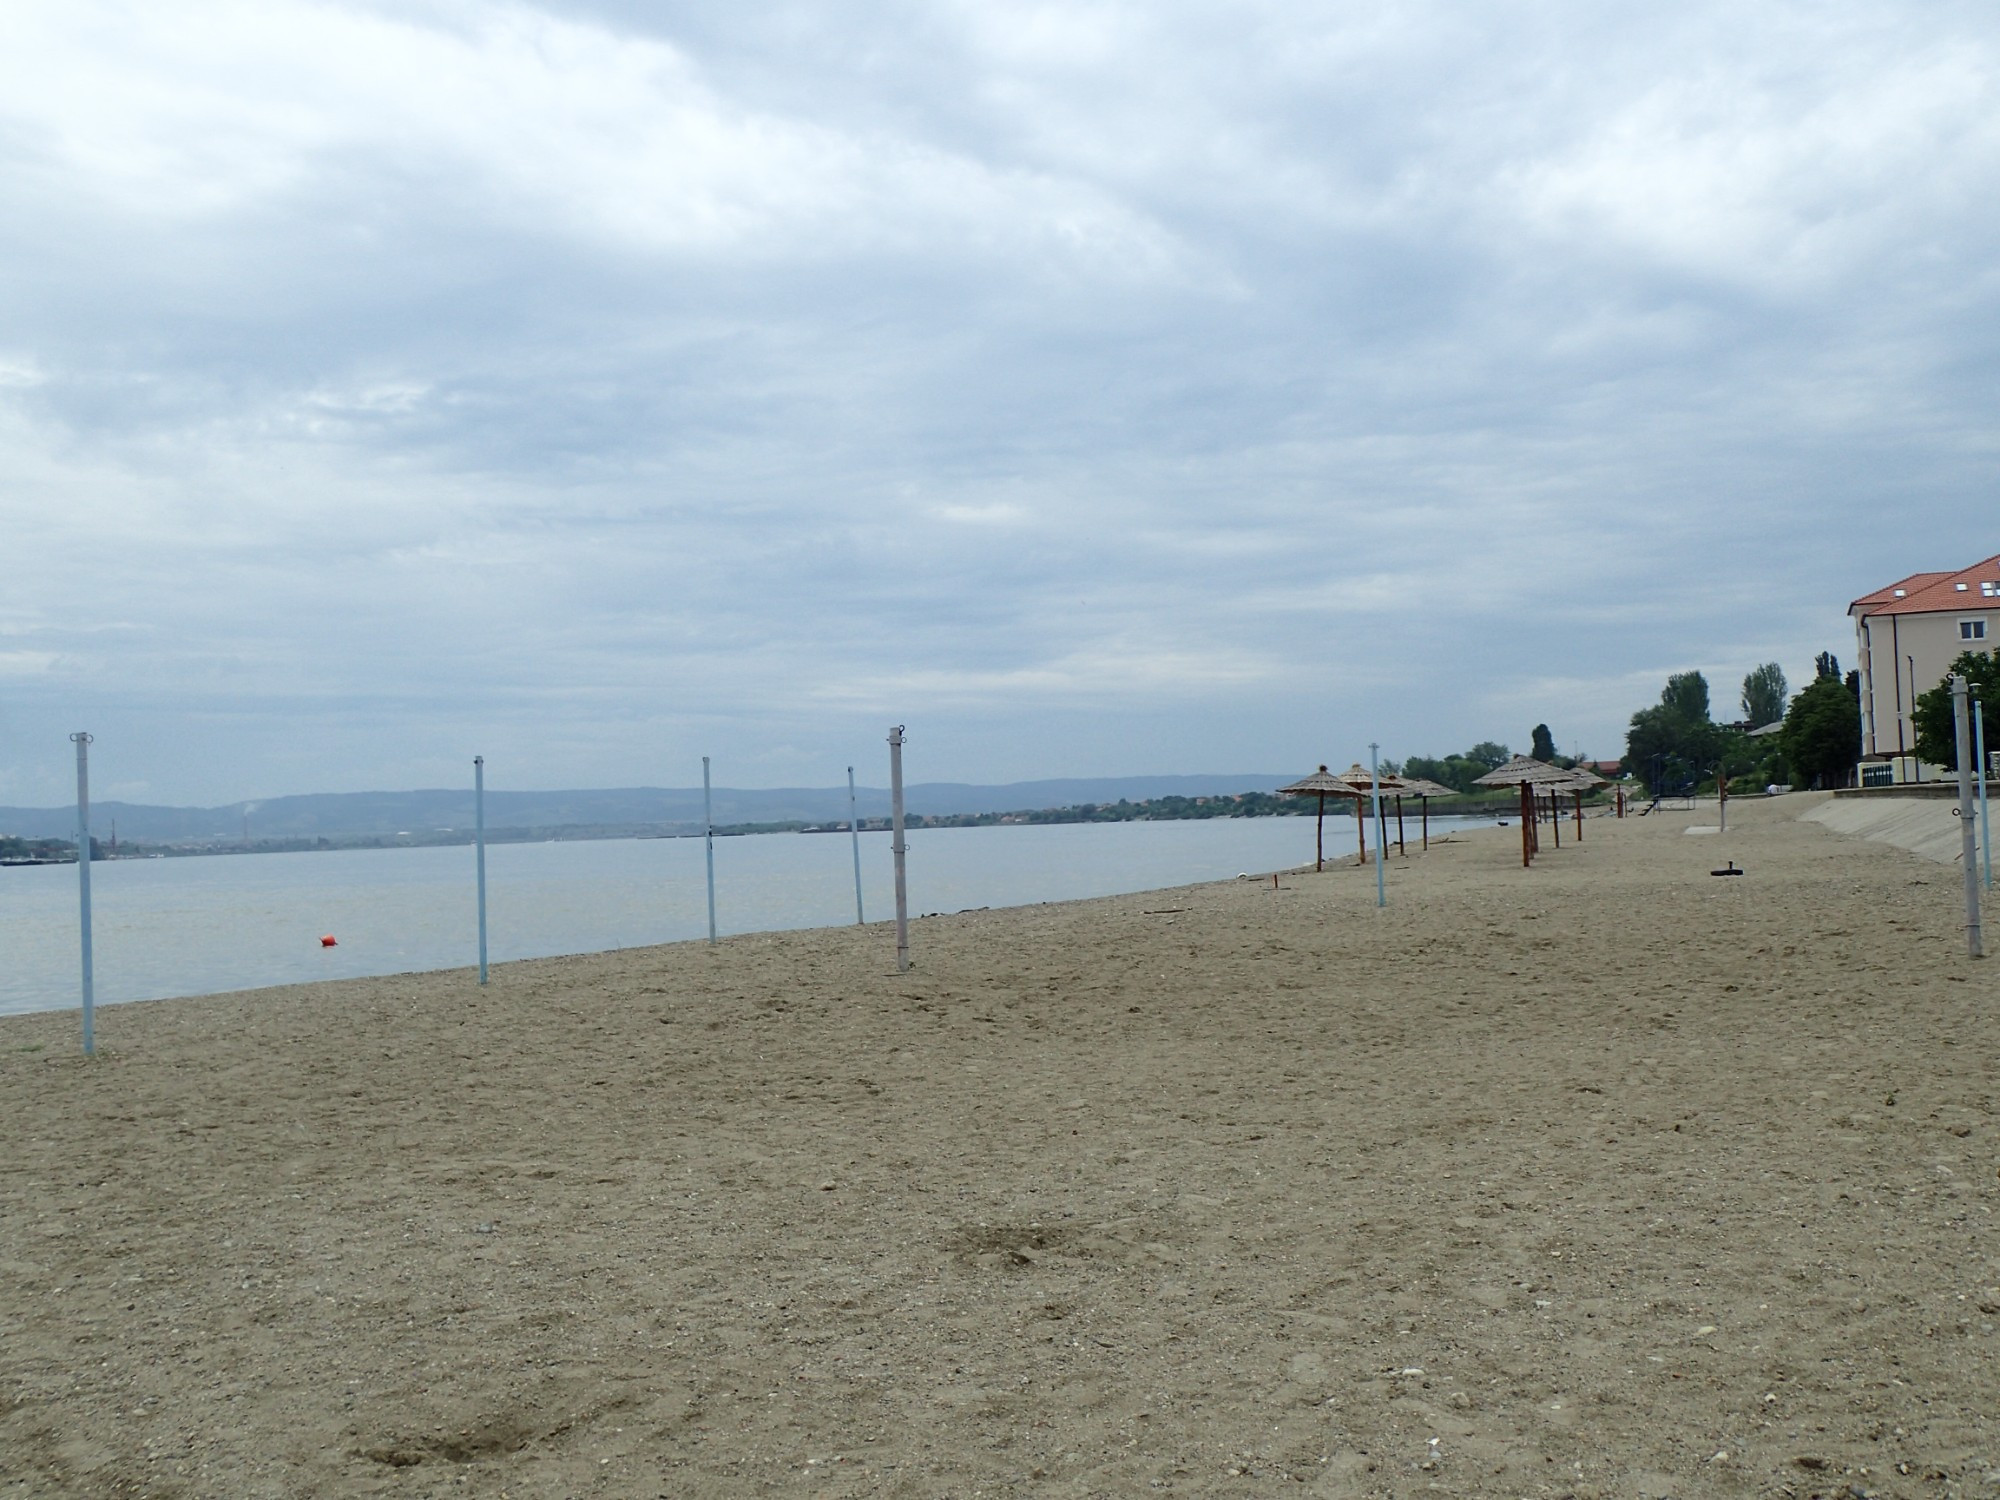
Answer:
xmin=0 ymin=775 xmax=1294 ymax=843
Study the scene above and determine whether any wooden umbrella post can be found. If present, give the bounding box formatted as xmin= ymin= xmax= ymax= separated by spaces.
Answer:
xmin=1549 ymin=789 xmax=1561 ymax=848
xmin=1574 ymin=789 xmax=1583 ymax=840
xmin=1394 ymin=795 xmax=1405 ymax=855
xmin=1355 ymin=797 xmax=1367 ymax=864
xmin=1278 ymin=766 xmax=1363 ymax=874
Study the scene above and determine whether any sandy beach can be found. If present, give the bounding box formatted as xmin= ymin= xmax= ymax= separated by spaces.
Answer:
xmin=3 ymin=793 xmax=1995 ymax=1499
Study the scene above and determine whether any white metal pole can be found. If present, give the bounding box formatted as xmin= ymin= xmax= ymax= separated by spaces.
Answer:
xmin=474 ymin=755 xmax=488 ymax=985
xmin=888 ymin=725 xmax=909 ymax=972
xmin=71 ymin=732 xmax=95 ymax=1056
xmin=1368 ymin=742 xmax=1386 ymax=908
xmin=1951 ymin=675 xmax=1982 ymax=958
xmin=1976 ymin=688 xmax=1991 ymax=892
xmin=703 ymin=755 xmax=717 ymax=946
xmin=847 ymin=765 xmax=865 ymax=924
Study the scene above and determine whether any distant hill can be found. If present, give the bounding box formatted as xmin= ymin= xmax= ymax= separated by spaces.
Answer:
xmin=0 ymin=775 xmax=1294 ymax=843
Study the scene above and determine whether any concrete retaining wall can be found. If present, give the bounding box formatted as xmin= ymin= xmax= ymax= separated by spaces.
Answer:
xmin=1802 ymin=794 xmax=1980 ymax=866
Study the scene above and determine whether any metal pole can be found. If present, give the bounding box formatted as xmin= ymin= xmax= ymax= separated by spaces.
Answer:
xmin=1951 ymin=675 xmax=1982 ymax=958
xmin=1975 ymin=689 xmax=1991 ymax=892
xmin=848 ymin=765 xmax=866 ymax=924
xmin=1315 ymin=790 xmax=1324 ymax=872
xmin=1908 ymin=654 xmax=1919 ymax=782
xmin=703 ymin=755 xmax=717 ymax=946
xmin=888 ymin=726 xmax=910 ymax=972
xmin=1368 ymin=743 xmax=1386 ymax=908
xmin=71 ymin=732 xmax=95 ymax=1056
xmin=474 ymin=755 xmax=488 ymax=985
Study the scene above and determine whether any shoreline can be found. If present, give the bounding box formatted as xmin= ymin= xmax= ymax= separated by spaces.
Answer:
xmin=5 ymin=794 xmax=1992 ymax=1496
xmin=0 ymin=815 xmax=1509 ymax=1021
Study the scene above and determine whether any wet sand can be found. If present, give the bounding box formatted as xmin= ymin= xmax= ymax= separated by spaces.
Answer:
xmin=3 ymin=792 xmax=1996 ymax=1498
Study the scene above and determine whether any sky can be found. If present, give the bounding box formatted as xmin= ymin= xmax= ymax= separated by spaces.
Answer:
xmin=3 ymin=1 xmax=1997 ymax=807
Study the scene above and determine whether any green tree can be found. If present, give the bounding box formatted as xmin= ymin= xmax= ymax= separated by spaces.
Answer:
xmin=1661 ymin=671 xmax=1710 ymax=722
xmin=1529 ymin=724 xmax=1556 ymax=762
xmin=1625 ymin=672 xmax=1724 ymax=795
xmin=1910 ymin=651 xmax=2000 ymax=770
xmin=1782 ymin=671 xmax=1862 ymax=789
xmin=1464 ymin=741 xmax=1510 ymax=771
xmin=1740 ymin=663 xmax=1788 ymax=727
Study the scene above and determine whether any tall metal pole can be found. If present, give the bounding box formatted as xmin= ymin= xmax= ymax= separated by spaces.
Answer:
xmin=847 ymin=765 xmax=865 ymax=924
xmin=1975 ymin=688 xmax=1991 ymax=892
xmin=1908 ymin=654 xmax=1919 ymax=782
xmin=1951 ymin=675 xmax=1982 ymax=958
xmin=1367 ymin=743 xmax=1386 ymax=908
xmin=703 ymin=755 xmax=717 ymax=946
xmin=71 ymin=732 xmax=95 ymax=1056
xmin=888 ymin=725 xmax=909 ymax=972
xmin=474 ymin=755 xmax=488 ymax=985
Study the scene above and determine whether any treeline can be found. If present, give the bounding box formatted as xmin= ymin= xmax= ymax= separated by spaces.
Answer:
xmin=0 ymin=834 xmax=80 ymax=862
xmin=1623 ymin=656 xmax=1863 ymax=795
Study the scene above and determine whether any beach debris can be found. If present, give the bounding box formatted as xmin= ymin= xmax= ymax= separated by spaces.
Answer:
xmin=320 ymin=934 xmax=338 ymax=947
xmin=1709 ymin=862 xmax=1743 ymax=877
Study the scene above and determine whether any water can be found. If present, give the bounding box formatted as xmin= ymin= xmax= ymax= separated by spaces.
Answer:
xmin=0 ymin=814 xmax=1490 ymax=1017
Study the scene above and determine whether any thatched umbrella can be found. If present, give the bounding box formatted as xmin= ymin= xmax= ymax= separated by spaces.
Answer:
xmin=1397 ymin=776 xmax=1458 ymax=850
xmin=1472 ymin=755 xmax=1577 ymax=867
xmin=1339 ymin=762 xmax=1411 ymax=858
xmin=1551 ymin=764 xmax=1607 ymax=841
xmin=1277 ymin=765 xmax=1365 ymax=872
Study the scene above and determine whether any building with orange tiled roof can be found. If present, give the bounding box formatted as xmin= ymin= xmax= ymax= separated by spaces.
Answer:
xmin=1849 ymin=552 xmax=2000 ymax=783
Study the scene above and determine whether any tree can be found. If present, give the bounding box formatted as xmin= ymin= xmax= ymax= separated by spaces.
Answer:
xmin=1625 ymin=671 xmax=1737 ymax=795
xmin=1740 ymin=663 xmax=1788 ymax=727
xmin=1815 ymin=652 xmax=1841 ymax=681
xmin=1782 ymin=672 xmax=1862 ymax=789
xmin=1910 ymin=651 xmax=2000 ymax=770
xmin=1661 ymin=671 xmax=1710 ymax=722
xmin=1529 ymin=724 xmax=1556 ymax=762
xmin=1464 ymin=742 xmax=1510 ymax=771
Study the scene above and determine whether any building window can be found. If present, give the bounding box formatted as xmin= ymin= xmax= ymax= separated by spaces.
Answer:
xmin=1962 ymin=619 xmax=1989 ymax=641
xmin=1862 ymin=763 xmax=1895 ymax=787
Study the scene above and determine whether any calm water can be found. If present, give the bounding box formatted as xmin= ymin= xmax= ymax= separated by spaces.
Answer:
xmin=1 ymin=814 xmax=1490 ymax=1017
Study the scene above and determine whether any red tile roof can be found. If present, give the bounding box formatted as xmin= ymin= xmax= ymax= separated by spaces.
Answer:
xmin=1850 ymin=553 xmax=2000 ymax=616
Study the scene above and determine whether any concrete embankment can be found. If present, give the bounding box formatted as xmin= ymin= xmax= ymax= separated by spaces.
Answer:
xmin=1802 ymin=791 xmax=1983 ymax=865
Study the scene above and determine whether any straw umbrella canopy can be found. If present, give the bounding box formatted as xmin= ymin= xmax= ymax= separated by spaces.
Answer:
xmin=1276 ymin=765 xmax=1365 ymax=872
xmin=1472 ymin=755 xmax=1576 ymax=866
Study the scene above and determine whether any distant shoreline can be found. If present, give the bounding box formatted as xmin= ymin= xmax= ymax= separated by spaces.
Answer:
xmin=5 ymin=788 xmax=1537 ymax=864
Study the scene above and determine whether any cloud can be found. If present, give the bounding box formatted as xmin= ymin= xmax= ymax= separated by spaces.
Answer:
xmin=2 ymin=0 xmax=1997 ymax=803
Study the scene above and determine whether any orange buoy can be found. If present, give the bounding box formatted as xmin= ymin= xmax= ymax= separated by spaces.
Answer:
xmin=320 ymin=934 xmax=337 ymax=947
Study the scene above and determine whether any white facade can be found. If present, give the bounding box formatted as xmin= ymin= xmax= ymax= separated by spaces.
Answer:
xmin=1850 ymin=557 xmax=2000 ymax=784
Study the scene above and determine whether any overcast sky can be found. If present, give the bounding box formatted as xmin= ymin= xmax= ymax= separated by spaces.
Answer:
xmin=3 ymin=1 xmax=1996 ymax=807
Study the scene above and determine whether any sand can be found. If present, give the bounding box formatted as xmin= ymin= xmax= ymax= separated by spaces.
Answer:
xmin=2 ymin=792 xmax=1996 ymax=1499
